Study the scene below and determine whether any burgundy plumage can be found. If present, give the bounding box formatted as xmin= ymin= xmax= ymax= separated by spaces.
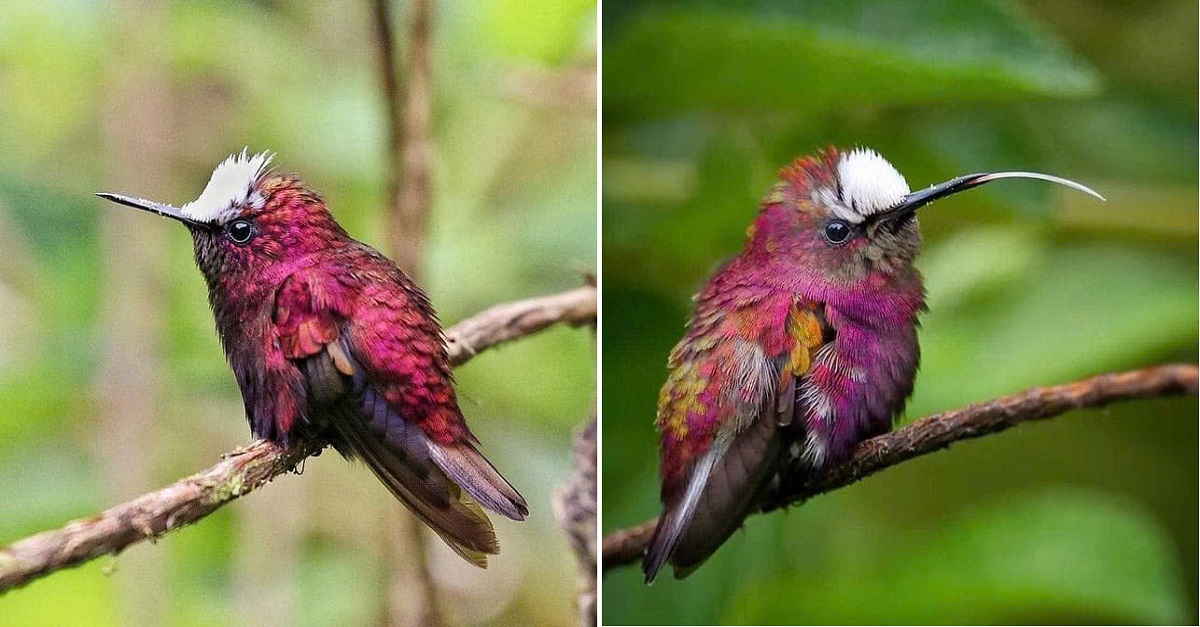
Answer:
xmin=643 ymin=147 xmax=1102 ymax=582
xmin=99 ymin=151 xmax=527 ymax=567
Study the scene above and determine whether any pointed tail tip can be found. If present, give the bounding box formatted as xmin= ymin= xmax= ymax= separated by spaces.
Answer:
xmin=641 ymin=541 xmax=668 ymax=585
xmin=460 ymin=547 xmax=490 ymax=569
xmin=428 ymin=442 xmax=530 ymax=522
xmin=435 ymin=515 xmax=499 ymax=569
xmin=491 ymin=492 xmax=529 ymax=521
xmin=509 ymin=492 xmax=530 ymax=520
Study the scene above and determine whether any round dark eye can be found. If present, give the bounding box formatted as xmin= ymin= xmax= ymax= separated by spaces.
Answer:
xmin=823 ymin=219 xmax=852 ymax=245
xmin=227 ymin=219 xmax=255 ymax=244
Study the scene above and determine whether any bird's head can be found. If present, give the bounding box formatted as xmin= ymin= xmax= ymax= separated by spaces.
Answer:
xmin=98 ymin=150 xmax=346 ymax=281
xmin=746 ymin=147 xmax=1102 ymax=284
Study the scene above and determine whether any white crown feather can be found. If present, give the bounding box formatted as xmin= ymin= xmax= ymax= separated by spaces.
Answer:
xmin=180 ymin=149 xmax=273 ymax=223
xmin=832 ymin=148 xmax=910 ymax=223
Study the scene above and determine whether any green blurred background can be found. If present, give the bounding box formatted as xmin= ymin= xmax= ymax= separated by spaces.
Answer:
xmin=0 ymin=1 xmax=594 ymax=626
xmin=601 ymin=0 xmax=1196 ymax=624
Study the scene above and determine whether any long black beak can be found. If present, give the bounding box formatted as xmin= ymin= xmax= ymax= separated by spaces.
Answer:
xmin=873 ymin=171 xmax=1105 ymax=231
xmin=95 ymin=192 xmax=212 ymax=229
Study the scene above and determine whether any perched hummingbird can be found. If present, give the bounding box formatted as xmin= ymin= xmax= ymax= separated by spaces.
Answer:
xmin=642 ymin=147 xmax=1102 ymax=582
xmin=98 ymin=151 xmax=528 ymax=567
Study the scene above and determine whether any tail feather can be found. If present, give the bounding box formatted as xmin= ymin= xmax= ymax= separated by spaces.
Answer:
xmin=429 ymin=443 xmax=529 ymax=521
xmin=305 ymin=349 xmax=503 ymax=567
xmin=643 ymin=415 xmax=782 ymax=582
xmin=642 ymin=437 xmax=727 ymax=583
xmin=326 ymin=403 xmax=499 ymax=567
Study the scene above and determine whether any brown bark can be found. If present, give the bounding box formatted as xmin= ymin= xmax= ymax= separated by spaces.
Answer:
xmin=554 ymin=415 xmax=598 ymax=627
xmin=375 ymin=0 xmax=434 ymax=279
xmin=372 ymin=0 xmax=440 ymax=623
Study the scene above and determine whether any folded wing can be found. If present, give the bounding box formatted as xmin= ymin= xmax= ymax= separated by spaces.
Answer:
xmin=275 ymin=269 xmax=527 ymax=567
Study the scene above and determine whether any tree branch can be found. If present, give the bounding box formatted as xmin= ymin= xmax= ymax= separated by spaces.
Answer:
xmin=553 ymin=413 xmax=597 ymax=627
xmin=375 ymin=0 xmax=434 ymax=278
xmin=601 ymin=363 xmax=1198 ymax=571
xmin=445 ymin=285 xmax=597 ymax=359
xmin=371 ymin=0 xmax=439 ymax=621
xmin=0 ymin=285 xmax=596 ymax=593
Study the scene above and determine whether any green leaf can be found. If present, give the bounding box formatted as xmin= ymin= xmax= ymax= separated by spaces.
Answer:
xmin=604 ymin=0 xmax=1101 ymax=115
xmin=913 ymin=243 xmax=1198 ymax=414
xmin=728 ymin=489 xmax=1190 ymax=624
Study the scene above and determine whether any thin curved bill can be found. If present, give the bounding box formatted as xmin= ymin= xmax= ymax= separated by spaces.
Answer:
xmin=871 ymin=170 xmax=1105 ymax=230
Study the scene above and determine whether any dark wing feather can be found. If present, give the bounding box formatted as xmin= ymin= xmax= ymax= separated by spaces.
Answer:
xmin=307 ymin=347 xmax=498 ymax=565
xmin=337 ymin=259 xmax=528 ymax=522
xmin=655 ymin=413 xmax=783 ymax=579
xmin=643 ymin=298 xmax=829 ymax=582
xmin=275 ymin=270 xmax=516 ymax=567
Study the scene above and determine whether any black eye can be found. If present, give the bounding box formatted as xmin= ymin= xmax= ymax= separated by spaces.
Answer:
xmin=226 ymin=219 xmax=255 ymax=244
xmin=823 ymin=219 xmax=852 ymax=245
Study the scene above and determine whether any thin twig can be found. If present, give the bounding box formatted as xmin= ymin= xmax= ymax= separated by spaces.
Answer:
xmin=371 ymin=0 xmax=438 ymax=622
xmin=553 ymin=414 xmax=597 ymax=627
xmin=371 ymin=0 xmax=401 ymax=179
xmin=0 ymin=285 xmax=596 ymax=593
xmin=375 ymin=0 xmax=434 ymax=278
xmin=445 ymin=285 xmax=597 ymax=359
xmin=397 ymin=0 xmax=434 ymax=271
xmin=601 ymin=363 xmax=1198 ymax=570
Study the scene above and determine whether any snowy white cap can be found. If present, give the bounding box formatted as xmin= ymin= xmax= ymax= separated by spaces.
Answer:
xmin=180 ymin=149 xmax=273 ymax=223
xmin=832 ymin=148 xmax=910 ymax=223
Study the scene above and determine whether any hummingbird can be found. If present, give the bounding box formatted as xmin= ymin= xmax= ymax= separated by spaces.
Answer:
xmin=98 ymin=150 xmax=528 ymax=567
xmin=642 ymin=147 xmax=1102 ymax=582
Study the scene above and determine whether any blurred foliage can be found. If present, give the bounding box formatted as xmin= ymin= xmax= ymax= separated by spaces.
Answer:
xmin=0 ymin=1 xmax=595 ymax=626
xmin=602 ymin=0 xmax=1196 ymax=624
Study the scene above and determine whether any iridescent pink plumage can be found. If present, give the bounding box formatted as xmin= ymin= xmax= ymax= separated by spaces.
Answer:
xmin=99 ymin=152 xmax=528 ymax=567
xmin=643 ymin=147 xmax=1102 ymax=581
